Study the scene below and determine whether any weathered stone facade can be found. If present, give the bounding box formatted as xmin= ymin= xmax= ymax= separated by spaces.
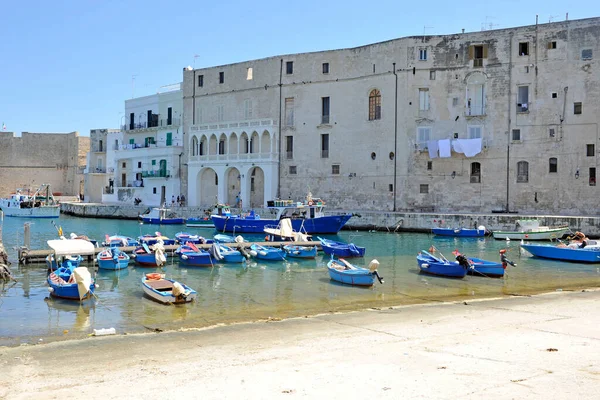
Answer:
xmin=0 ymin=131 xmax=89 ymax=198
xmin=180 ymin=18 xmax=598 ymax=215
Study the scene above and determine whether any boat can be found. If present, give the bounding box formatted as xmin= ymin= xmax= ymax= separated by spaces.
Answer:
xmin=45 ymin=239 xmax=94 ymax=271
xmin=326 ymin=258 xmax=383 ymax=286
xmin=175 ymin=232 xmax=209 ymax=244
xmin=138 ymin=232 xmax=176 ymax=246
xmin=264 ymin=218 xmax=312 ymax=242
xmin=186 ymin=204 xmax=233 ymax=228
xmin=208 ymin=242 xmax=247 ymax=263
xmin=48 ymin=266 xmax=95 ymax=300
xmin=249 ymin=244 xmax=286 ymax=261
xmin=213 ymin=234 xmax=244 ymax=244
xmin=103 ymin=235 xmax=140 ymax=247
xmin=176 ymin=242 xmax=214 ymax=266
xmin=131 ymin=242 xmax=167 ymax=267
xmin=416 ymin=250 xmax=469 ymax=278
xmin=317 ymin=236 xmax=365 ymax=258
xmin=211 ymin=193 xmax=352 ymax=234
xmin=139 ymin=207 xmax=184 ymax=225
xmin=0 ymin=184 xmax=60 ymax=218
xmin=69 ymin=232 xmax=98 ymax=247
xmin=492 ymin=219 xmax=569 ymax=241
xmin=141 ymin=274 xmax=197 ymax=304
xmin=432 ymin=226 xmax=487 ymax=237
xmin=96 ymin=247 xmax=130 ymax=270
xmin=521 ymin=244 xmax=600 ymax=263
xmin=283 ymin=244 xmax=318 ymax=259
xmin=46 ymin=254 xmax=83 ymax=271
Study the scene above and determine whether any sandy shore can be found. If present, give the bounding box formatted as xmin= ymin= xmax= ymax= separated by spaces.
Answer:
xmin=1 ymin=289 xmax=599 ymax=399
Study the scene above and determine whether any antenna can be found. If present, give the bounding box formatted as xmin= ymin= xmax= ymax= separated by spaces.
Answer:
xmin=131 ymin=74 xmax=138 ymax=99
xmin=481 ymin=16 xmax=498 ymax=31
xmin=548 ymin=15 xmax=559 ymax=23
xmin=193 ymin=54 xmax=200 ymax=69
xmin=423 ymin=26 xmax=433 ymax=36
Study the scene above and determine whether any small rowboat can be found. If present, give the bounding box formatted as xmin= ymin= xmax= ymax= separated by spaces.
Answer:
xmin=432 ymin=227 xmax=486 ymax=237
xmin=283 ymin=244 xmax=317 ymax=259
xmin=317 ymin=237 xmax=365 ymax=258
xmin=326 ymin=258 xmax=383 ymax=286
xmin=416 ymin=250 xmax=468 ymax=278
xmin=131 ymin=242 xmax=167 ymax=267
xmin=176 ymin=242 xmax=213 ymax=266
xmin=521 ymin=244 xmax=600 ymax=263
xmin=141 ymin=274 xmax=197 ymax=304
xmin=48 ymin=266 xmax=95 ymax=300
xmin=97 ymin=248 xmax=130 ymax=270
xmin=249 ymin=244 xmax=286 ymax=261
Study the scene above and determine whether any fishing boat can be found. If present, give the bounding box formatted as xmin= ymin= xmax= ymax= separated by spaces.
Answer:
xmin=103 ymin=235 xmax=140 ymax=247
xmin=48 ymin=266 xmax=95 ymax=300
xmin=264 ymin=218 xmax=312 ymax=242
xmin=326 ymin=258 xmax=383 ymax=286
xmin=176 ymin=242 xmax=214 ymax=266
xmin=432 ymin=226 xmax=487 ymax=237
xmin=208 ymin=242 xmax=247 ymax=263
xmin=131 ymin=242 xmax=167 ymax=267
xmin=186 ymin=204 xmax=233 ymax=228
xmin=138 ymin=232 xmax=176 ymax=246
xmin=283 ymin=244 xmax=318 ymax=259
xmin=492 ymin=219 xmax=569 ymax=241
xmin=139 ymin=207 xmax=184 ymax=225
xmin=521 ymin=244 xmax=600 ymax=263
xmin=0 ymin=184 xmax=60 ymax=218
xmin=141 ymin=274 xmax=197 ymax=304
xmin=97 ymin=247 xmax=130 ymax=270
xmin=317 ymin=236 xmax=365 ymax=258
xmin=416 ymin=250 xmax=469 ymax=278
xmin=174 ymin=232 xmax=209 ymax=244
xmin=249 ymin=244 xmax=286 ymax=261
xmin=45 ymin=239 xmax=94 ymax=271
xmin=211 ymin=193 xmax=352 ymax=234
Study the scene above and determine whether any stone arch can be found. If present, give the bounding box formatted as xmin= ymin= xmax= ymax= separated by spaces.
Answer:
xmin=240 ymin=131 xmax=250 ymax=154
xmin=225 ymin=167 xmax=242 ymax=205
xmin=248 ymin=166 xmax=265 ymax=207
xmin=250 ymin=131 xmax=260 ymax=154
xmin=191 ymin=135 xmax=198 ymax=156
xmin=260 ymin=130 xmax=271 ymax=154
xmin=209 ymin=134 xmax=218 ymax=155
xmin=230 ymin=132 xmax=239 ymax=155
xmin=199 ymin=135 xmax=208 ymax=156
xmin=196 ymin=167 xmax=218 ymax=206
xmin=219 ymin=133 xmax=227 ymax=155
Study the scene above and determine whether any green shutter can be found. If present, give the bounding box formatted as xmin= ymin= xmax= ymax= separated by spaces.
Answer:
xmin=166 ymin=132 xmax=172 ymax=146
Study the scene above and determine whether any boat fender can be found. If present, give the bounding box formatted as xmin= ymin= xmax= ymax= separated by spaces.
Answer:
xmin=146 ymin=273 xmax=161 ymax=280
xmin=421 ymin=263 xmax=429 ymax=268
xmin=181 ymin=254 xmax=188 ymax=260
xmin=259 ymin=251 xmax=267 ymax=256
xmin=249 ymin=250 xmax=257 ymax=257
xmin=48 ymin=287 xmax=54 ymax=293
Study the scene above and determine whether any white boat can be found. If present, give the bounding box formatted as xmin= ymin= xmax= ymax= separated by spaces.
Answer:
xmin=492 ymin=219 xmax=569 ymax=241
xmin=0 ymin=184 xmax=60 ymax=218
xmin=141 ymin=274 xmax=197 ymax=304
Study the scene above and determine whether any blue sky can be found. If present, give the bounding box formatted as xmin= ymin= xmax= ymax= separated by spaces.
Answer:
xmin=1 ymin=1 xmax=597 ymax=136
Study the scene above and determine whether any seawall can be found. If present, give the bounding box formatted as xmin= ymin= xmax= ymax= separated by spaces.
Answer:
xmin=60 ymin=202 xmax=600 ymax=237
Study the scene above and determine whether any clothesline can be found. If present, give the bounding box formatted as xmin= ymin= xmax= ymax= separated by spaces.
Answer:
xmin=427 ymin=138 xmax=483 ymax=159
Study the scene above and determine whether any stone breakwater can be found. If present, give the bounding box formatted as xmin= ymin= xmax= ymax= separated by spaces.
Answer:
xmin=60 ymin=202 xmax=600 ymax=237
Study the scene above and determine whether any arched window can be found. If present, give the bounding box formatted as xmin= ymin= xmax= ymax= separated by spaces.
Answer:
xmin=470 ymin=162 xmax=481 ymax=183
xmin=368 ymin=89 xmax=381 ymax=121
xmin=191 ymin=136 xmax=198 ymax=156
xmin=517 ymin=161 xmax=529 ymax=183
xmin=549 ymin=157 xmax=558 ymax=173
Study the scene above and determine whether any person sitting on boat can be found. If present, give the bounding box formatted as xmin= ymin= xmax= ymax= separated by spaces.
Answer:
xmin=557 ymin=231 xmax=588 ymax=249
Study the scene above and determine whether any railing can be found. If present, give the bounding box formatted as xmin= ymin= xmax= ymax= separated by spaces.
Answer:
xmin=92 ymin=167 xmax=106 ymax=173
xmin=517 ymin=103 xmax=529 ymax=113
xmin=113 ymin=142 xmax=183 ymax=151
xmin=466 ymin=105 xmax=486 ymax=116
xmin=473 ymin=58 xmax=483 ymax=67
xmin=93 ymin=146 xmax=105 ymax=153
xmin=121 ymin=117 xmax=181 ymax=131
xmin=103 ymin=186 xmax=114 ymax=194
xmin=142 ymin=170 xmax=170 ymax=178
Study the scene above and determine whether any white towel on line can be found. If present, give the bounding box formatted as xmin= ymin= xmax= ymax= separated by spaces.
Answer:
xmin=438 ymin=139 xmax=452 ymax=158
xmin=427 ymin=140 xmax=439 ymax=158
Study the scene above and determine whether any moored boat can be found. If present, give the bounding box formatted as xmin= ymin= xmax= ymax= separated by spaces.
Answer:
xmin=140 ymin=207 xmax=184 ymax=225
xmin=416 ymin=250 xmax=469 ymax=278
xmin=48 ymin=266 xmax=95 ymax=300
xmin=45 ymin=239 xmax=94 ymax=271
xmin=97 ymin=248 xmax=130 ymax=270
xmin=317 ymin=236 xmax=365 ymax=258
xmin=209 ymin=242 xmax=247 ymax=263
xmin=174 ymin=232 xmax=208 ymax=244
xmin=432 ymin=227 xmax=487 ymax=237
xmin=103 ymin=235 xmax=139 ymax=247
xmin=326 ymin=258 xmax=383 ymax=286
xmin=131 ymin=242 xmax=167 ymax=267
xmin=492 ymin=219 xmax=569 ymax=241
xmin=186 ymin=204 xmax=233 ymax=228
xmin=176 ymin=242 xmax=214 ymax=266
xmin=521 ymin=244 xmax=600 ymax=263
xmin=141 ymin=274 xmax=197 ymax=304
xmin=264 ymin=218 xmax=312 ymax=242
xmin=283 ymin=244 xmax=318 ymax=259
xmin=138 ymin=232 xmax=176 ymax=246
xmin=0 ymin=184 xmax=60 ymax=218
xmin=249 ymin=244 xmax=286 ymax=261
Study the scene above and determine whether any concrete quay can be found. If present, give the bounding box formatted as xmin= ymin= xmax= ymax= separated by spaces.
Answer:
xmin=60 ymin=202 xmax=600 ymax=237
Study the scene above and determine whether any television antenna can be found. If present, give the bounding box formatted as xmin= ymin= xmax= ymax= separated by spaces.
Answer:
xmin=548 ymin=15 xmax=559 ymax=23
xmin=481 ymin=16 xmax=499 ymax=31
xmin=423 ymin=26 xmax=434 ymax=35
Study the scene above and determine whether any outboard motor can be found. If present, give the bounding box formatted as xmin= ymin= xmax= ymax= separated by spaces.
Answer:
xmin=499 ymin=249 xmax=517 ymax=269
xmin=455 ymin=254 xmax=471 ymax=269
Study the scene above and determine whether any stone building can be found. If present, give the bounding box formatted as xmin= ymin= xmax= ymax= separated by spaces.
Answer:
xmin=180 ymin=17 xmax=597 ymax=215
xmin=0 ymin=131 xmax=89 ymax=198
xmin=84 ymin=128 xmax=119 ymax=203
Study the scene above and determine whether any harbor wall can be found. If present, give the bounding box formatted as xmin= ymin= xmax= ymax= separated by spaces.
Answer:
xmin=60 ymin=202 xmax=600 ymax=237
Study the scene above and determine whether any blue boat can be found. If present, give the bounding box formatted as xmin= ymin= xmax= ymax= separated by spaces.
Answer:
xmin=103 ymin=235 xmax=140 ymax=247
xmin=326 ymin=258 xmax=383 ymax=286
xmin=175 ymin=232 xmax=208 ymax=244
xmin=209 ymin=242 xmax=246 ymax=263
xmin=131 ymin=243 xmax=167 ymax=267
xmin=213 ymin=234 xmax=242 ymax=244
xmin=249 ymin=244 xmax=286 ymax=261
xmin=140 ymin=207 xmax=184 ymax=225
xmin=138 ymin=233 xmax=176 ymax=246
xmin=45 ymin=239 xmax=93 ymax=271
xmin=432 ymin=227 xmax=487 ymax=237
xmin=97 ymin=248 xmax=130 ymax=270
xmin=521 ymin=244 xmax=600 ymax=263
xmin=317 ymin=236 xmax=365 ymax=258
xmin=186 ymin=204 xmax=233 ymax=228
xmin=48 ymin=266 xmax=95 ymax=300
xmin=283 ymin=244 xmax=318 ymax=259
xmin=454 ymin=249 xmax=514 ymax=277
xmin=212 ymin=195 xmax=351 ymax=234
xmin=416 ymin=250 xmax=468 ymax=278
xmin=176 ymin=243 xmax=214 ymax=267
xmin=46 ymin=254 xmax=83 ymax=271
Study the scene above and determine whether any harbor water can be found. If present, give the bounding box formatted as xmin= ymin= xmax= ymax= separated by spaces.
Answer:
xmin=1 ymin=215 xmax=599 ymax=347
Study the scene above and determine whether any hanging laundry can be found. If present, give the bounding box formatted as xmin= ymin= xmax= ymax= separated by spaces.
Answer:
xmin=454 ymin=138 xmax=482 ymax=157
xmin=438 ymin=139 xmax=451 ymax=158
xmin=427 ymin=140 xmax=439 ymax=158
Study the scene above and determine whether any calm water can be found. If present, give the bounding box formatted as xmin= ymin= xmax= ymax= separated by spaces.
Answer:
xmin=1 ymin=215 xmax=599 ymax=346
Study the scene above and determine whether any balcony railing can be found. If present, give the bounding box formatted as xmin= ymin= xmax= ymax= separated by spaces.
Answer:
xmin=113 ymin=141 xmax=183 ymax=151
xmin=466 ymin=105 xmax=486 ymax=116
xmin=92 ymin=167 xmax=106 ymax=173
xmin=122 ymin=117 xmax=181 ymax=131
xmin=473 ymin=58 xmax=483 ymax=67
xmin=142 ymin=170 xmax=171 ymax=178
xmin=321 ymin=150 xmax=329 ymax=158
xmin=104 ymin=186 xmax=114 ymax=194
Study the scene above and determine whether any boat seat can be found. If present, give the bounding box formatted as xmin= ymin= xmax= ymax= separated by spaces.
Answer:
xmin=145 ymin=279 xmax=174 ymax=291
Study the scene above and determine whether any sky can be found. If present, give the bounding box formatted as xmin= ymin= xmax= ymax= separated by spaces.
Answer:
xmin=0 ymin=1 xmax=598 ymax=137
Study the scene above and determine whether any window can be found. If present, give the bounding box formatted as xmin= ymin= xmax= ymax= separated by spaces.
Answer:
xmin=517 ymin=86 xmax=529 ymax=112
xmin=321 ymin=134 xmax=329 ymax=158
xmin=430 ymin=70 xmax=436 ymax=80
xmin=322 ymin=63 xmax=329 ymax=74
xmin=549 ymin=157 xmax=558 ymax=173
xmin=552 ymin=92 xmax=557 ymax=98
xmin=331 ymin=164 xmax=340 ymax=175
xmin=574 ymin=102 xmax=582 ymax=115
xmin=244 ymin=99 xmax=253 ymax=119
xmin=582 ymin=49 xmax=592 ymax=60
xmin=200 ymin=139 xmax=205 ymax=156
xmin=419 ymin=48 xmax=427 ymax=61
xmin=417 ymin=127 xmax=431 ymax=150
xmin=122 ymin=162 xmax=126 ymax=168
xmin=470 ymin=162 xmax=481 ymax=183
xmin=321 ymin=97 xmax=330 ymax=124
xmin=427 ymin=161 xmax=432 ymax=170
xmin=285 ymin=136 xmax=293 ymax=159
xmin=218 ymin=139 xmax=225 ymax=155
xmin=452 ymin=97 xmax=459 ymax=107
xmin=198 ymin=75 xmax=204 ymax=87
xmin=246 ymin=67 xmax=253 ymax=80
xmin=151 ymin=160 xmax=156 ymax=165
xmin=517 ymin=161 xmax=529 ymax=183
xmin=97 ymin=158 xmax=103 ymax=169
xmin=137 ymin=161 xmax=142 ymax=168
xmin=419 ymin=88 xmax=430 ymax=111
xmin=519 ymin=42 xmax=529 ymax=56
xmin=420 ymin=184 xmax=429 ymax=194
xmin=472 ymin=45 xmax=485 ymax=67
xmin=548 ymin=41 xmax=557 ymax=49
xmin=549 ymin=128 xmax=556 ymax=138
xmin=389 ymin=152 xmax=395 ymax=160
xmin=289 ymin=166 xmax=297 ymax=175
xmin=525 ymin=66 xmax=530 ymax=73
xmin=368 ymin=89 xmax=381 ymax=120
xmin=512 ymin=129 xmax=521 ymax=141
xmin=191 ymin=136 xmax=198 ymax=156
xmin=587 ymin=144 xmax=595 ymax=157
xmin=590 ymin=167 xmax=596 ymax=186
xmin=468 ymin=126 xmax=482 ymax=139
xmin=217 ymin=105 xmax=224 ymax=122
xmin=98 ymin=140 xmax=103 ymax=152
xmin=153 ymin=187 xmax=157 ymax=194
xmin=286 ymin=61 xmax=294 ymax=74
xmin=285 ymin=98 xmax=294 ymax=127
xmin=219 ymin=71 xmax=224 ymax=84
xmin=389 ymin=184 xmax=393 ymax=192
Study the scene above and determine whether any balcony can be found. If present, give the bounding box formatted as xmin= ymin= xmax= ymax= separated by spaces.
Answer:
xmin=122 ymin=117 xmax=181 ymax=132
xmin=473 ymin=58 xmax=483 ymax=68
xmin=91 ymin=167 xmax=107 ymax=173
xmin=465 ymin=105 xmax=486 ymax=116
xmin=103 ymin=186 xmax=114 ymax=194
xmin=142 ymin=170 xmax=171 ymax=178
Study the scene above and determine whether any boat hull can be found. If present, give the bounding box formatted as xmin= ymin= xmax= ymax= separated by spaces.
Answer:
xmin=326 ymin=261 xmax=375 ymax=286
xmin=492 ymin=227 xmax=569 ymax=241
xmin=141 ymin=217 xmax=184 ymax=225
xmin=178 ymin=252 xmax=213 ymax=266
xmin=97 ymin=256 xmax=130 ymax=270
xmin=432 ymin=228 xmax=485 ymax=237
xmin=0 ymin=205 xmax=60 ymax=218
xmin=283 ymin=245 xmax=317 ymax=259
xmin=416 ymin=253 xmax=467 ymax=278
xmin=250 ymin=245 xmax=286 ymax=261
xmin=141 ymin=277 xmax=197 ymax=304
xmin=318 ymin=237 xmax=365 ymax=258
xmin=133 ymin=253 xmax=161 ymax=267
xmin=212 ymin=214 xmax=352 ymax=234
xmin=466 ymin=257 xmax=505 ymax=277
xmin=521 ymin=244 xmax=600 ymax=263
xmin=185 ymin=218 xmax=215 ymax=228
xmin=47 ymin=275 xmax=94 ymax=300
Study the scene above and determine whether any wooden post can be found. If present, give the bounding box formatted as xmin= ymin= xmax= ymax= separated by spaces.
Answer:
xmin=24 ymin=223 xmax=31 ymax=250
